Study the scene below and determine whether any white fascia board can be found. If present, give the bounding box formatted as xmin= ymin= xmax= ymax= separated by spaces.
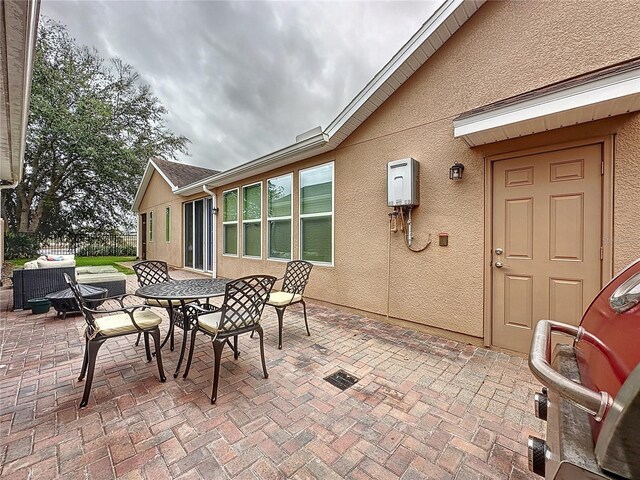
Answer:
xmin=325 ymin=0 xmax=483 ymax=140
xmin=149 ymin=158 xmax=178 ymax=191
xmin=131 ymin=159 xmax=178 ymax=212
xmin=453 ymin=67 xmax=640 ymax=140
xmin=174 ymin=132 xmax=329 ymax=196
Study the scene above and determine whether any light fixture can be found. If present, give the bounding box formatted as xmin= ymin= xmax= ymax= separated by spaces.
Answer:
xmin=449 ymin=162 xmax=464 ymax=180
xmin=212 ymin=207 xmax=219 ymax=215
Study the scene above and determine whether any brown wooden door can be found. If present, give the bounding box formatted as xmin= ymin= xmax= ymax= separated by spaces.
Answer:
xmin=491 ymin=144 xmax=602 ymax=353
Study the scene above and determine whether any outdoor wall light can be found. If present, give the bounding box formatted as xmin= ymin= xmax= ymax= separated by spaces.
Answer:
xmin=449 ymin=162 xmax=465 ymax=180
xmin=212 ymin=207 xmax=219 ymax=215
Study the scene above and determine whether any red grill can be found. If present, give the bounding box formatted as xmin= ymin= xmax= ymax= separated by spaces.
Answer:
xmin=527 ymin=259 xmax=640 ymax=479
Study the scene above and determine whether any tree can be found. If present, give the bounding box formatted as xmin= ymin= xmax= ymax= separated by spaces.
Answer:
xmin=2 ymin=18 xmax=189 ymax=235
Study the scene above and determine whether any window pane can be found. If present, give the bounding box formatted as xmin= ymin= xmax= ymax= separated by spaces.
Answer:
xmin=165 ymin=207 xmax=170 ymax=242
xmin=223 ymin=224 xmax=237 ymax=255
xmin=243 ymin=184 xmax=261 ymax=220
xmin=223 ymin=190 xmax=238 ymax=222
xmin=269 ymin=219 xmax=291 ymax=259
xmin=300 ymin=163 xmax=332 ymax=215
xmin=243 ymin=222 xmax=261 ymax=257
xmin=301 ymin=216 xmax=332 ymax=263
xmin=268 ymin=175 xmax=292 ymax=218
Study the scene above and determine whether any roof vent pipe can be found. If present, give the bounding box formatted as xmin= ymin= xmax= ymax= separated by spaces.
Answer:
xmin=296 ymin=126 xmax=323 ymax=142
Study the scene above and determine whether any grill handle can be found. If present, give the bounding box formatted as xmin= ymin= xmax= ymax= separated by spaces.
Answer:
xmin=529 ymin=319 xmax=612 ymax=422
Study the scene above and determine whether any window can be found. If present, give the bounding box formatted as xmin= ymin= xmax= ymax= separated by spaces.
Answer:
xmin=149 ymin=211 xmax=154 ymax=242
xmin=267 ymin=173 xmax=292 ymax=260
xmin=165 ymin=207 xmax=171 ymax=243
xmin=242 ymin=182 xmax=262 ymax=258
xmin=222 ymin=189 xmax=238 ymax=255
xmin=299 ymin=162 xmax=333 ymax=264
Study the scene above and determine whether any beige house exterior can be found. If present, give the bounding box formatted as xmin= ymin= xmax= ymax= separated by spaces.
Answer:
xmin=133 ymin=0 xmax=640 ymax=353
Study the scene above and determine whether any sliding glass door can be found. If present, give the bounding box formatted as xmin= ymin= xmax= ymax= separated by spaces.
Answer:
xmin=184 ymin=198 xmax=213 ymax=271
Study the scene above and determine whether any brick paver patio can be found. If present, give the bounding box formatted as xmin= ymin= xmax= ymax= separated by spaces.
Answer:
xmin=0 ymin=269 xmax=543 ymax=479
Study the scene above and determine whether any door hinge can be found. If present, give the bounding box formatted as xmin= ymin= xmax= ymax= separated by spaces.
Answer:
xmin=600 ymin=246 xmax=604 ymax=260
xmin=601 ymin=160 xmax=605 ymax=175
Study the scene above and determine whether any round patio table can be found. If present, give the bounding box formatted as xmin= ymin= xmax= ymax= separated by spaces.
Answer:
xmin=136 ymin=278 xmax=228 ymax=378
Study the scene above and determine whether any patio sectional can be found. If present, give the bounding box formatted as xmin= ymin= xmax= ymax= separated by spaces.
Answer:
xmin=12 ymin=260 xmax=127 ymax=310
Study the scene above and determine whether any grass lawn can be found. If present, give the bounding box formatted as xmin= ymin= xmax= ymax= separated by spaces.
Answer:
xmin=10 ymin=256 xmax=136 ymax=274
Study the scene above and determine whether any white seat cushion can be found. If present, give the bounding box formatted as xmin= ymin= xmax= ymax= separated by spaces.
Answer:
xmin=198 ymin=311 xmax=221 ymax=335
xmin=94 ymin=309 xmax=161 ymax=336
xmin=267 ymin=291 xmax=302 ymax=307
xmin=146 ymin=298 xmax=198 ymax=308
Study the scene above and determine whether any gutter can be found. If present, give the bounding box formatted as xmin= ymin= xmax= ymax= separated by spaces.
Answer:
xmin=203 ymin=185 xmax=216 ymax=278
xmin=174 ymin=132 xmax=329 ymax=196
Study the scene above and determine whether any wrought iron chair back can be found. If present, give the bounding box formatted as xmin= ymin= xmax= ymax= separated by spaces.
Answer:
xmin=281 ymin=260 xmax=313 ymax=296
xmin=64 ymin=273 xmax=97 ymax=331
xmin=133 ymin=260 xmax=171 ymax=287
xmin=219 ymin=275 xmax=277 ymax=332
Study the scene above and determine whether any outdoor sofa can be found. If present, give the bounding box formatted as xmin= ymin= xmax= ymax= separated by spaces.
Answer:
xmin=12 ymin=256 xmax=126 ymax=310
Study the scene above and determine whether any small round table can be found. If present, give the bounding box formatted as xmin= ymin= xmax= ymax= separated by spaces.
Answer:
xmin=136 ymin=278 xmax=228 ymax=377
xmin=46 ymin=284 xmax=108 ymax=318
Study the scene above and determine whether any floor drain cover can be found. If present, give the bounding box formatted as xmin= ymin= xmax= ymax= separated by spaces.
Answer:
xmin=324 ymin=369 xmax=359 ymax=391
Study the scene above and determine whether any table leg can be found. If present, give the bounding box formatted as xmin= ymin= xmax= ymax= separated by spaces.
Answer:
xmin=159 ymin=308 xmax=176 ymax=351
xmin=173 ymin=300 xmax=189 ymax=378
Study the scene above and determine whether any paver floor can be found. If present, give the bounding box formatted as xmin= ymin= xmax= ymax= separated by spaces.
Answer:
xmin=0 ymin=269 xmax=544 ymax=479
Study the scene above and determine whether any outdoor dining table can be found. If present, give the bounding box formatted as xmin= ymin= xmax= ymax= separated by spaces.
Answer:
xmin=135 ymin=278 xmax=228 ymax=378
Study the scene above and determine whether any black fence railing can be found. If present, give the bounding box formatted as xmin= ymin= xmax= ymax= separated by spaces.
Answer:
xmin=4 ymin=232 xmax=138 ymax=259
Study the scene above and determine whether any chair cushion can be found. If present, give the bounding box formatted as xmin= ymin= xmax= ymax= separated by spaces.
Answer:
xmin=146 ymin=298 xmax=198 ymax=308
xmin=198 ymin=311 xmax=221 ymax=335
xmin=76 ymin=266 xmax=118 ymax=275
xmin=267 ymin=291 xmax=302 ymax=307
xmin=77 ymin=272 xmax=127 ymax=283
xmin=95 ymin=309 xmax=161 ymax=336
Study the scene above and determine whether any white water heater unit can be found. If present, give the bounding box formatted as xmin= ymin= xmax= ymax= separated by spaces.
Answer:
xmin=387 ymin=158 xmax=419 ymax=207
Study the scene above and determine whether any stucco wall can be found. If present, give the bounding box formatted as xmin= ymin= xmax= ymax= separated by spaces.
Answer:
xmin=212 ymin=0 xmax=640 ymax=340
xmin=138 ymin=171 xmax=208 ymax=268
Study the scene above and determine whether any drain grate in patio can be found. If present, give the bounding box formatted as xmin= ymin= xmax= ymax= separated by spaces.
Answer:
xmin=324 ymin=369 xmax=359 ymax=391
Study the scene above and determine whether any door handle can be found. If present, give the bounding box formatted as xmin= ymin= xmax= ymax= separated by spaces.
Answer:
xmin=495 ymin=261 xmax=506 ymax=268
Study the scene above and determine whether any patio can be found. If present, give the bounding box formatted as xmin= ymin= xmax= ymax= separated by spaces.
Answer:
xmin=0 ymin=269 xmax=543 ymax=479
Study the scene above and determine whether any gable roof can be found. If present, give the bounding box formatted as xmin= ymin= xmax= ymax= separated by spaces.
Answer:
xmin=173 ymin=0 xmax=485 ymax=195
xmin=132 ymin=158 xmax=219 ymax=212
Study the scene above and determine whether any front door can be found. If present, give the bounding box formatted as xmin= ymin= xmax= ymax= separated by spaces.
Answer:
xmin=491 ymin=144 xmax=603 ymax=353
xmin=141 ymin=213 xmax=147 ymax=260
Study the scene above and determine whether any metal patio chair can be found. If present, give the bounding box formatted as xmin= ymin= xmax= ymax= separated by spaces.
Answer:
xmin=182 ymin=275 xmax=276 ymax=404
xmin=133 ymin=260 xmax=198 ymax=350
xmin=260 ymin=260 xmax=313 ymax=349
xmin=64 ymin=273 xmax=166 ymax=408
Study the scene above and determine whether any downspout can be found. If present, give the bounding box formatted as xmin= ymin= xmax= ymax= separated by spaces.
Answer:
xmin=203 ymin=185 xmax=217 ymax=278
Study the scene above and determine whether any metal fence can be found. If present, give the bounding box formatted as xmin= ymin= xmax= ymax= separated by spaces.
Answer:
xmin=4 ymin=232 xmax=138 ymax=259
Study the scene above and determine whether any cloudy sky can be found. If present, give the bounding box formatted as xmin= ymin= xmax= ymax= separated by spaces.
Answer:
xmin=42 ymin=1 xmax=441 ymax=171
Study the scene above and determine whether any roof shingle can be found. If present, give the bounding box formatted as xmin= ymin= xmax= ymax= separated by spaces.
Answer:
xmin=151 ymin=157 xmax=219 ymax=188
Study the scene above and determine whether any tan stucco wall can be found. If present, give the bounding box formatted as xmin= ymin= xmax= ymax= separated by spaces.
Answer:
xmin=138 ymin=171 xmax=208 ymax=268
xmin=213 ymin=0 xmax=640 ymax=341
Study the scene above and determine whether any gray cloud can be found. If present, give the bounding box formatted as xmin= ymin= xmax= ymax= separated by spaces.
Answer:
xmin=41 ymin=0 xmax=440 ymax=171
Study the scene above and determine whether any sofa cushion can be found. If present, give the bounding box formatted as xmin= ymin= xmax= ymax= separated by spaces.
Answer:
xmin=77 ymin=272 xmax=127 ymax=284
xmin=76 ymin=266 xmax=118 ymax=275
xmin=23 ymin=260 xmax=39 ymax=270
xmin=36 ymin=255 xmax=76 ymax=269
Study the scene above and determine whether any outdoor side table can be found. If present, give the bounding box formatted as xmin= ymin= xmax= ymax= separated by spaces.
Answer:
xmin=46 ymin=284 xmax=108 ymax=318
xmin=136 ymin=278 xmax=228 ymax=378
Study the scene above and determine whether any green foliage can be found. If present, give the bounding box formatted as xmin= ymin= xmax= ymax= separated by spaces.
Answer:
xmin=4 ymin=232 xmax=40 ymax=260
xmin=2 ymin=18 xmax=189 ymax=235
xmin=76 ymin=242 xmax=136 ymax=257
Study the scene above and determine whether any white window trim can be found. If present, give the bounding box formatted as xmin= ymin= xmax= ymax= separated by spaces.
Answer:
xmin=165 ymin=206 xmax=171 ymax=243
xmin=242 ymin=181 xmax=263 ymax=259
xmin=267 ymin=173 xmax=293 ymax=262
xmin=148 ymin=210 xmax=154 ymax=243
xmin=222 ymin=188 xmax=239 ymax=257
xmin=299 ymin=161 xmax=334 ymax=267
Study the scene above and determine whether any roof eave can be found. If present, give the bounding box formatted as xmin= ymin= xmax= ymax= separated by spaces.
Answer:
xmin=174 ymin=132 xmax=330 ymax=195
xmin=453 ymin=64 xmax=640 ymax=146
